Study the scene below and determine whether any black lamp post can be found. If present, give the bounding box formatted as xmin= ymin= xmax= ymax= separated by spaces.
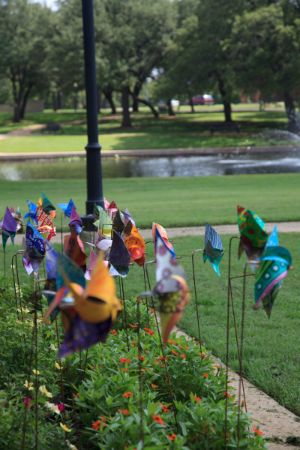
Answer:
xmin=81 ymin=0 xmax=104 ymax=228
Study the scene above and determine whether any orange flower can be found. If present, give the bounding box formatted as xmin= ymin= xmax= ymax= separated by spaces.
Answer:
xmin=119 ymin=409 xmax=130 ymax=416
xmin=152 ymin=415 xmax=165 ymax=426
xmin=92 ymin=420 xmax=101 ymax=431
xmin=170 ymin=349 xmax=179 ymax=356
xmin=167 ymin=339 xmax=177 ymax=345
xmin=224 ymin=391 xmax=232 ymax=399
xmin=157 ymin=356 xmax=167 ymax=362
xmin=203 ymin=373 xmax=209 ymax=379
xmin=138 ymin=355 xmax=145 ymax=362
xmin=110 ymin=329 xmax=118 ymax=335
xmin=167 ymin=433 xmax=177 ymax=441
xmin=119 ymin=358 xmax=131 ymax=364
xmin=160 ymin=404 xmax=170 ymax=413
xmin=144 ymin=327 xmax=154 ymax=336
xmin=151 ymin=383 xmax=158 ymax=390
xmin=180 ymin=353 xmax=187 ymax=359
xmin=122 ymin=391 xmax=133 ymax=398
xmin=253 ymin=426 xmax=264 ymax=436
xmin=194 ymin=395 xmax=202 ymax=403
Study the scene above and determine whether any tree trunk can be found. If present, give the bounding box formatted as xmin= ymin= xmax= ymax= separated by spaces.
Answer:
xmin=136 ymin=97 xmax=159 ymax=118
xmin=284 ymin=91 xmax=300 ymax=133
xmin=188 ymin=95 xmax=195 ymax=113
xmin=121 ymin=86 xmax=132 ymax=128
xmin=132 ymin=83 xmax=141 ymax=112
xmin=19 ymin=86 xmax=32 ymax=120
xmin=103 ymin=88 xmax=116 ymax=115
xmin=217 ymin=77 xmax=232 ymax=123
xmin=167 ymin=99 xmax=175 ymax=116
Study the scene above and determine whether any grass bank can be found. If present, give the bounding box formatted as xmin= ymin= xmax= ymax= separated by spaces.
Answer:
xmin=0 ymin=174 xmax=299 ymax=228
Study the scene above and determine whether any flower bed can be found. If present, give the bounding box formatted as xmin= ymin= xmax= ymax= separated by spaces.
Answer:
xmin=0 ymin=286 xmax=265 ymax=449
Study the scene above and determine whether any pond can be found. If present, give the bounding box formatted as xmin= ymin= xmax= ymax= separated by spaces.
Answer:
xmin=1 ymin=150 xmax=300 ymax=180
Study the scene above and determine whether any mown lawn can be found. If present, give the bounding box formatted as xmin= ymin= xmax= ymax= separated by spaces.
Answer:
xmin=0 ymin=174 xmax=300 ymax=228
xmin=0 ymin=106 xmax=295 ymax=153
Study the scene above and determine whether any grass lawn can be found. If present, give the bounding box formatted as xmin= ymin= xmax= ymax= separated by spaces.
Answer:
xmin=1 ymin=232 xmax=299 ymax=417
xmin=0 ymin=174 xmax=300 ymax=228
xmin=0 ymin=106 xmax=295 ymax=153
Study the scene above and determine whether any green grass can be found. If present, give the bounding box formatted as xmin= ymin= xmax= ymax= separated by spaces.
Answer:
xmin=0 ymin=107 xmax=295 ymax=153
xmin=0 ymin=174 xmax=300 ymax=228
xmin=1 ymin=233 xmax=299 ymax=416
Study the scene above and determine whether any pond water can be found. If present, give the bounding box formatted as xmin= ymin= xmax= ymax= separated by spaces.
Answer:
xmin=1 ymin=150 xmax=300 ymax=180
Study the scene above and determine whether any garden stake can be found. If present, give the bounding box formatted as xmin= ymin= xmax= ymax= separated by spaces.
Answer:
xmin=11 ymin=250 xmax=25 ymax=321
xmin=136 ymin=297 xmax=144 ymax=448
xmin=33 ymin=276 xmax=40 ymax=450
xmin=224 ymin=236 xmax=238 ymax=450
xmin=119 ymin=277 xmax=130 ymax=351
xmin=191 ymin=248 xmax=203 ymax=351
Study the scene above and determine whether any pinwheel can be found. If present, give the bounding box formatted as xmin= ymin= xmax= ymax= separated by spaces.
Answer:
xmin=24 ymin=200 xmax=38 ymax=224
xmin=143 ymin=229 xmax=189 ymax=343
xmin=1 ymin=207 xmax=17 ymax=249
xmin=124 ymin=225 xmax=145 ymax=266
xmin=254 ymin=227 xmax=292 ymax=317
xmin=39 ymin=192 xmax=56 ymax=217
xmin=22 ymin=222 xmax=46 ymax=275
xmin=45 ymin=254 xmax=122 ymax=357
xmin=203 ymin=224 xmax=224 ymax=276
xmin=109 ymin=231 xmax=130 ymax=277
xmin=152 ymin=222 xmax=175 ymax=257
xmin=237 ymin=205 xmax=268 ymax=260
xmin=94 ymin=205 xmax=112 ymax=239
xmin=64 ymin=207 xmax=86 ymax=270
xmin=57 ymin=199 xmax=75 ymax=218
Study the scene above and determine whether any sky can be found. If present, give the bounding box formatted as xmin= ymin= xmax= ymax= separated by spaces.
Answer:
xmin=34 ymin=0 xmax=58 ymax=10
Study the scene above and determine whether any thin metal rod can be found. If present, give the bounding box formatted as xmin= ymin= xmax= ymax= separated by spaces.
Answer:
xmin=191 ymin=249 xmax=203 ymax=351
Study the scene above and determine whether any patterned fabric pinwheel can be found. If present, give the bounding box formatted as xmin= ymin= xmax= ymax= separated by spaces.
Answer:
xmin=57 ymin=199 xmax=75 ymax=218
xmin=151 ymin=229 xmax=189 ymax=343
xmin=152 ymin=223 xmax=175 ymax=257
xmin=254 ymin=226 xmax=292 ymax=317
xmin=22 ymin=222 xmax=46 ymax=275
xmin=44 ymin=253 xmax=122 ymax=357
xmin=124 ymin=225 xmax=145 ymax=266
xmin=109 ymin=231 xmax=130 ymax=277
xmin=237 ymin=205 xmax=268 ymax=260
xmin=203 ymin=224 xmax=224 ymax=276
xmin=64 ymin=207 xmax=86 ymax=270
xmin=1 ymin=207 xmax=17 ymax=249
xmin=24 ymin=200 xmax=38 ymax=224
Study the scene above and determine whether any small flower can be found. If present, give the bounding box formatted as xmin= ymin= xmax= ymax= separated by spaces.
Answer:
xmin=224 ymin=391 xmax=232 ymax=399
xmin=23 ymin=396 xmax=32 ymax=409
xmin=156 ymin=356 xmax=167 ymax=362
xmin=119 ymin=358 xmax=131 ymax=364
xmin=60 ymin=422 xmax=72 ymax=433
xmin=151 ymin=383 xmax=158 ymax=390
xmin=170 ymin=349 xmax=179 ymax=356
xmin=167 ymin=339 xmax=177 ymax=345
xmin=45 ymin=402 xmax=60 ymax=415
xmin=122 ymin=391 xmax=133 ymax=398
xmin=167 ymin=433 xmax=177 ymax=441
xmin=39 ymin=385 xmax=53 ymax=398
xmin=55 ymin=362 xmax=63 ymax=370
xmin=180 ymin=353 xmax=187 ymax=359
xmin=119 ymin=409 xmax=130 ymax=415
xmin=138 ymin=355 xmax=145 ymax=362
xmin=160 ymin=404 xmax=170 ymax=413
xmin=110 ymin=329 xmax=118 ymax=336
xmin=32 ymin=369 xmax=40 ymax=376
xmin=152 ymin=415 xmax=165 ymax=426
xmin=194 ymin=395 xmax=202 ymax=403
xmin=144 ymin=327 xmax=154 ymax=336
xmin=92 ymin=420 xmax=101 ymax=431
xmin=24 ymin=380 xmax=34 ymax=391
xmin=57 ymin=402 xmax=65 ymax=412
xmin=252 ymin=426 xmax=264 ymax=436
xmin=202 ymin=373 xmax=209 ymax=379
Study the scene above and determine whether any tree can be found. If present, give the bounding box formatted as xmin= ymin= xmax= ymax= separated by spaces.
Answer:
xmin=230 ymin=1 xmax=300 ymax=131
xmin=0 ymin=0 xmax=53 ymax=122
xmin=94 ymin=0 xmax=176 ymax=127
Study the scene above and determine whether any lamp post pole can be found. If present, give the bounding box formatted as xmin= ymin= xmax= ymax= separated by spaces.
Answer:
xmin=81 ymin=0 xmax=104 ymax=226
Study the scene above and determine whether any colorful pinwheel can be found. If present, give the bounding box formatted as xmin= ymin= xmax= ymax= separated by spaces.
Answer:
xmin=237 ymin=205 xmax=268 ymax=260
xmin=203 ymin=224 xmax=224 ymax=276
xmin=1 ymin=207 xmax=17 ymax=249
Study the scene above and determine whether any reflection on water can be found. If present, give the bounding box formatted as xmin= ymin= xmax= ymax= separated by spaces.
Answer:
xmin=1 ymin=151 xmax=300 ymax=180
